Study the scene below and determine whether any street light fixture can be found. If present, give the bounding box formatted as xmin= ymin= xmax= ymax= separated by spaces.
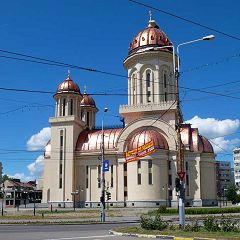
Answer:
xmin=100 ymin=107 xmax=108 ymax=222
xmin=71 ymin=190 xmax=79 ymax=211
xmin=147 ymin=34 xmax=215 ymax=228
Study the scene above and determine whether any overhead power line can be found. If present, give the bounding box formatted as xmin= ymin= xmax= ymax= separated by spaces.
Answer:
xmin=128 ymin=0 xmax=240 ymax=41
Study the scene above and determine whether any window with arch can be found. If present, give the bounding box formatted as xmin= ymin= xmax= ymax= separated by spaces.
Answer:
xmin=70 ymin=99 xmax=73 ymax=115
xmin=146 ymin=71 xmax=151 ymax=88
xmin=163 ymin=70 xmax=167 ymax=88
xmin=62 ymin=98 xmax=66 ymax=116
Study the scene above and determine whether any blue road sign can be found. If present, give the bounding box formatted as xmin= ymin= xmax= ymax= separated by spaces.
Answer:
xmin=103 ymin=160 xmax=109 ymax=172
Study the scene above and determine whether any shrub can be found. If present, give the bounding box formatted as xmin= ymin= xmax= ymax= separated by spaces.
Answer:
xmin=184 ymin=220 xmax=200 ymax=232
xmin=140 ymin=214 xmax=168 ymax=230
xmin=203 ymin=216 xmax=220 ymax=232
xmin=219 ymin=215 xmax=238 ymax=232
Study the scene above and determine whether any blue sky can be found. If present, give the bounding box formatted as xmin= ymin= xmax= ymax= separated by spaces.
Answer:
xmin=0 ymin=0 xmax=239 ymax=181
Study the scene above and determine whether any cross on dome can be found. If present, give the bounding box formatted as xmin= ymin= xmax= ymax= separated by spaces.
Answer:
xmin=149 ymin=10 xmax=152 ymax=21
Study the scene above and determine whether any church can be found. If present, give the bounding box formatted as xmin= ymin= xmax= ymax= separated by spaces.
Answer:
xmin=42 ymin=16 xmax=217 ymax=208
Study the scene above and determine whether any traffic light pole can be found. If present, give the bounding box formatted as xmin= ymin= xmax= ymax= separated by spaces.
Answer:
xmin=175 ymin=61 xmax=185 ymax=229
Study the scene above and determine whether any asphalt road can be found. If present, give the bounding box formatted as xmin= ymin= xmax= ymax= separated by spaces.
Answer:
xmin=0 ymin=223 xmax=156 ymax=240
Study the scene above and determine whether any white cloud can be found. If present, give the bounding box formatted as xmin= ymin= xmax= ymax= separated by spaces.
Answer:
xmin=10 ymin=173 xmax=35 ymax=182
xmin=186 ymin=116 xmax=240 ymax=154
xmin=186 ymin=116 xmax=240 ymax=139
xmin=27 ymin=127 xmax=51 ymax=151
xmin=27 ymin=155 xmax=44 ymax=176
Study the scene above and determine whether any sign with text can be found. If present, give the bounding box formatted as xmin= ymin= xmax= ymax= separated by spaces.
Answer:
xmin=125 ymin=140 xmax=155 ymax=163
xmin=103 ymin=160 xmax=109 ymax=172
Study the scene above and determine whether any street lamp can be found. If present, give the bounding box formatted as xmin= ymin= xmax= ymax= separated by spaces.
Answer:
xmin=175 ymin=35 xmax=215 ymax=229
xmin=71 ymin=190 xmax=79 ymax=211
xmin=149 ymin=34 xmax=215 ymax=228
xmin=100 ymin=107 xmax=108 ymax=222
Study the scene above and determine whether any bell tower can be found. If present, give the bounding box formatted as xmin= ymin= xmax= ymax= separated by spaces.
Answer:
xmin=119 ymin=17 xmax=177 ymax=125
xmin=44 ymin=71 xmax=85 ymax=205
xmin=80 ymin=87 xmax=98 ymax=130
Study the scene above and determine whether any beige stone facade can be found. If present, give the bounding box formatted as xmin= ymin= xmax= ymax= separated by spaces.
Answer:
xmin=42 ymin=18 xmax=217 ymax=208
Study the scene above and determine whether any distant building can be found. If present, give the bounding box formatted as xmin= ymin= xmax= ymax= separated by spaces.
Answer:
xmin=3 ymin=179 xmax=42 ymax=207
xmin=216 ymin=161 xmax=232 ymax=196
xmin=233 ymin=148 xmax=240 ymax=193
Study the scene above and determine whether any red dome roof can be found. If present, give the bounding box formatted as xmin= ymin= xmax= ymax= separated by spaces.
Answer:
xmin=57 ymin=75 xmax=81 ymax=94
xmin=128 ymin=20 xmax=172 ymax=55
xmin=126 ymin=129 xmax=169 ymax=151
xmin=81 ymin=92 xmax=96 ymax=107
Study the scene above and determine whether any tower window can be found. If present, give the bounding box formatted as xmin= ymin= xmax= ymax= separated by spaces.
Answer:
xmin=70 ymin=99 xmax=73 ymax=115
xmin=87 ymin=112 xmax=90 ymax=126
xmin=62 ymin=99 xmax=66 ymax=116
xmin=146 ymin=72 xmax=151 ymax=88
xmin=164 ymin=92 xmax=167 ymax=101
xmin=86 ymin=166 xmax=89 ymax=189
xmin=163 ymin=72 xmax=167 ymax=88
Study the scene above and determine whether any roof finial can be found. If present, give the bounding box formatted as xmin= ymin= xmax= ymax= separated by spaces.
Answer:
xmin=67 ymin=69 xmax=70 ymax=78
xmin=149 ymin=10 xmax=152 ymax=21
xmin=84 ymin=85 xmax=87 ymax=94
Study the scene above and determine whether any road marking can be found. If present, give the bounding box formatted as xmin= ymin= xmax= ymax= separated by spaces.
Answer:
xmin=44 ymin=235 xmax=116 ymax=240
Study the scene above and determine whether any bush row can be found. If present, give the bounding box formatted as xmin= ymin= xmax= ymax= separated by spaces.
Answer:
xmin=152 ymin=206 xmax=240 ymax=215
xmin=140 ymin=213 xmax=240 ymax=232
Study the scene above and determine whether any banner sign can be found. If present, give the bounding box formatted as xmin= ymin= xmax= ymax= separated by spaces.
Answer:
xmin=125 ymin=140 xmax=155 ymax=163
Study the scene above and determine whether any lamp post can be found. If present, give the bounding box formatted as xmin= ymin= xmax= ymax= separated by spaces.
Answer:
xmin=71 ymin=190 xmax=79 ymax=211
xmin=1 ymin=182 xmax=4 ymax=216
xmin=176 ymin=34 xmax=215 ymax=229
xmin=100 ymin=107 xmax=108 ymax=222
xmin=149 ymin=34 xmax=215 ymax=228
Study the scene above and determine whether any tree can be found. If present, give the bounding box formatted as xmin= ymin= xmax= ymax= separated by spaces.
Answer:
xmin=225 ymin=184 xmax=237 ymax=203
xmin=2 ymin=174 xmax=11 ymax=182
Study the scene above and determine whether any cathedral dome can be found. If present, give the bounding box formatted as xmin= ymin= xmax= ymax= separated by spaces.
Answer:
xmin=80 ymin=92 xmax=96 ymax=107
xmin=128 ymin=19 xmax=172 ymax=56
xmin=126 ymin=129 xmax=169 ymax=151
xmin=56 ymin=72 xmax=81 ymax=94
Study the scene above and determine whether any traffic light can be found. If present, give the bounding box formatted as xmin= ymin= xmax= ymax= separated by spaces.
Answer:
xmin=106 ymin=191 xmax=111 ymax=201
xmin=100 ymin=196 xmax=105 ymax=203
xmin=175 ymin=177 xmax=181 ymax=192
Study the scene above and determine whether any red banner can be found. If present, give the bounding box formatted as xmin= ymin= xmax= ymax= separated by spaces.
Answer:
xmin=125 ymin=140 xmax=155 ymax=163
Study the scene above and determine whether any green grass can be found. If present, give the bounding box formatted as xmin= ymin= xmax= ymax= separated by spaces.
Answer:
xmin=114 ymin=226 xmax=240 ymax=239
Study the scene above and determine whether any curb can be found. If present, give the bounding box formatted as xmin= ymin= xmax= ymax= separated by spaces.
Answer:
xmin=109 ymin=230 xmax=216 ymax=240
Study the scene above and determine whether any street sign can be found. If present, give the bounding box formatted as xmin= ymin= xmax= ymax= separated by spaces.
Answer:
xmin=103 ymin=160 xmax=109 ymax=172
xmin=177 ymin=171 xmax=185 ymax=181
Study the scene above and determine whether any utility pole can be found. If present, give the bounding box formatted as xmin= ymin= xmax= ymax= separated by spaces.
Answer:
xmin=175 ymin=66 xmax=185 ymax=229
xmin=100 ymin=107 xmax=108 ymax=222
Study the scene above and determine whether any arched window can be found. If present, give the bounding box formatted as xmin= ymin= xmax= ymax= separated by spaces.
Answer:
xmin=62 ymin=98 xmax=66 ymax=116
xmin=70 ymin=99 xmax=73 ymax=115
xmin=146 ymin=71 xmax=151 ymax=88
xmin=163 ymin=71 xmax=167 ymax=88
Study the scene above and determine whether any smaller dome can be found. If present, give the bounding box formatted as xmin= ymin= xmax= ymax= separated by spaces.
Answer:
xmin=81 ymin=92 xmax=96 ymax=107
xmin=127 ymin=129 xmax=169 ymax=151
xmin=56 ymin=72 xmax=80 ymax=94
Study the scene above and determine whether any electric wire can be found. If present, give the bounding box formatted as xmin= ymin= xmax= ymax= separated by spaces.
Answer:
xmin=128 ymin=0 xmax=240 ymax=41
